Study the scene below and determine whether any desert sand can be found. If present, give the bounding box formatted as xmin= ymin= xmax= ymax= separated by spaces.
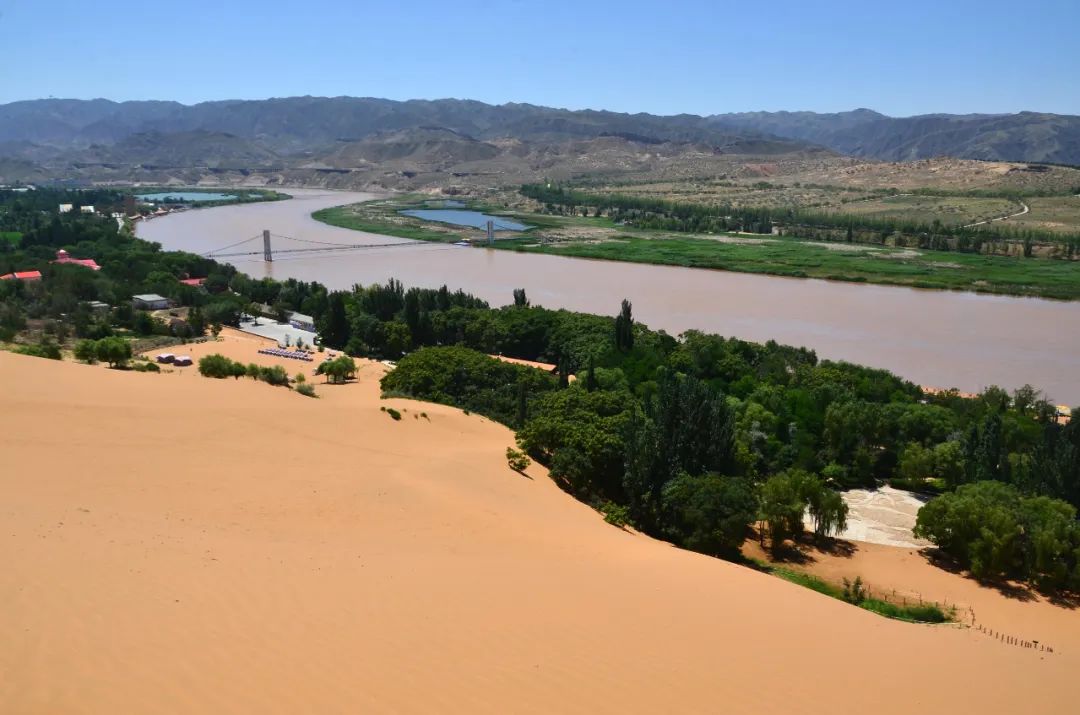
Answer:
xmin=1 ymin=350 xmax=1074 ymax=714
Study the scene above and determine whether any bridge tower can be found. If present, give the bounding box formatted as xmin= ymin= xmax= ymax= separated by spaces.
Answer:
xmin=486 ymin=220 xmax=494 ymax=246
xmin=262 ymin=230 xmax=273 ymax=262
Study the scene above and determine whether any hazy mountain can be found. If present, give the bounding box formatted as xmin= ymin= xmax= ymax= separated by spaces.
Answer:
xmin=0 ymin=97 xmax=806 ymax=155
xmin=1 ymin=97 xmax=1077 ymax=178
xmin=708 ymin=110 xmax=1080 ymax=164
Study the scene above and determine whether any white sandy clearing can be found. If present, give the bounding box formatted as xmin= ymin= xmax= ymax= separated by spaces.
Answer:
xmin=0 ymin=352 xmax=1074 ymax=714
xmin=823 ymin=486 xmax=932 ymax=548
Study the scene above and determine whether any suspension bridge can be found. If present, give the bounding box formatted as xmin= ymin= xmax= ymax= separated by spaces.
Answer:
xmin=201 ymin=221 xmax=507 ymax=262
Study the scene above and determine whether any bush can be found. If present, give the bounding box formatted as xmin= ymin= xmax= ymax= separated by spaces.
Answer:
xmin=15 ymin=342 xmax=62 ymax=360
xmin=297 ymin=383 xmax=317 ymax=398
xmin=600 ymin=501 xmax=631 ymax=528
xmin=259 ymin=365 xmax=290 ymax=386
xmin=385 ymin=407 xmax=402 ymax=420
xmin=132 ymin=361 xmax=160 ymax=373
xmin=198 ymin=353 xmax=240 ymax=378
xmin=506 ymin=447 xmax=531 ymax=472
xmin=74 ymin=339 xmax=98 ymax=363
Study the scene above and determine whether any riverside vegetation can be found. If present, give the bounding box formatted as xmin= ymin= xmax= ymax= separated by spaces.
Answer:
xmin=315 ymin=185 xmax=1080 ymax=299
xmin=5 ymin=188 xmax=1079 ymax=597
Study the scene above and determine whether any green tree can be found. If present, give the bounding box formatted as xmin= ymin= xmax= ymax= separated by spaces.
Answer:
xmin=663 ymin=472 xmax=757 ymax=556
xmin=95 ymin=336 xmax=131 ymax=368
xmin=614 ymin=298 xmax=634 ymax=352
xmin=74 ymin=339 xmax=98 ymax=363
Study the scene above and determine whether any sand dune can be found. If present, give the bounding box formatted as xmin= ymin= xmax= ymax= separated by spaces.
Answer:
xmin=0 ymin=351 xmax=1073 ymax=714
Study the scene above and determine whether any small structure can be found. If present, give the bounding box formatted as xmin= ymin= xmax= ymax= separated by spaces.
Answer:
xmin=156 ymin=353 xmax=176 ymax=364
xmin=132 ymin=293 xmax=170 ymax=311
xmin=87 ymin=300 xmax=111 ymax=313
xmin=58 ymin=203 xmax=73 ymax=213
xmin=178 ymin=277 xmax=206 ymax=288
xmin=52 ymin=249 xmax=101 ymax=271
xmin=172 ymin=355 xmax=193 ymax=367
xmin=80 ymin=205 xmax=95 ymax=214
xmin=288 ymin=311 xmax=316 ymax=332
xmin=0 ymin=270 xmax=42 ymax=281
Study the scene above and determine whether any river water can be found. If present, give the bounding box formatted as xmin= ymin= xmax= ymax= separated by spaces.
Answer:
xmin=139 ymin=188 xmax=1080 ymax=405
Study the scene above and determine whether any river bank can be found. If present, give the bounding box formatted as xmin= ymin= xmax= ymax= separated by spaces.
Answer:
xmin=137 ymin=188 xmax=1080 ymax=405
xmin=314 ymin=196 xmax=1080 ymax=301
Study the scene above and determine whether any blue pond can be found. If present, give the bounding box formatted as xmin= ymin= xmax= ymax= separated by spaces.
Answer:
xmin=137 ymin=191 xmax=237 ymax=202
xmin=401 ymin=208 xmax=530 ymax=232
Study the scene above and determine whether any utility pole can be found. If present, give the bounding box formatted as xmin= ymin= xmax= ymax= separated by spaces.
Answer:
xmin=486 ymin=220 xmax=494 ymax=246
xmin=263 ymin=230 xmax=273 ymax=262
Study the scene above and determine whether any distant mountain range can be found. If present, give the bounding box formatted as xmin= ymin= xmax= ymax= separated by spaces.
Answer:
xmin=0 ymin=97 xmax=1077 ymax=187
xmin=706 ymin=109 xmax=1080 ymax=164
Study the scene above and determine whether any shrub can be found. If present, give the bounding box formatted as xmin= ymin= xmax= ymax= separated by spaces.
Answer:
xmin=15 ymin=342 xmax=62 ymax=360
xmin=259 ymin=365 xmax=290 ymax=386
xmin=297 ymin=383 xmax=317 ymax=398
xmin=506 ymin=447 xmax=531 ymax=472
xmin=600 ymin=501 xmax=631 ymax=528
xmin=385 ymin=407 xmax=402 ymax=420
xmin=198 ymin=353 xmax=239 ymax=378
xmin=74 ymin=339 xmax=98 ymax=363
xmin=132 ymin=361 xmax=160 ymax=373
xmin=841 ymin=576 xmax=866 ymax=603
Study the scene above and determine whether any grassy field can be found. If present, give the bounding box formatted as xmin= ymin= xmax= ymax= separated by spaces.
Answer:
xmin=1001 ymin=195 xmax=1080 ymax=235
xmin=507 ymin=234 xmax=1080 ymax=299
xmin=314 ymin=197 xmax=1080 ymax=300
xmin=0 ymin=231 xmax=20 ymax=247
xmin=827 ymin=194 xmax=1019 ymax=226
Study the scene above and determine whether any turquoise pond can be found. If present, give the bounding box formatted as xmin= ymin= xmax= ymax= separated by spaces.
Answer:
xmin=400 ymin=208 xmax=530 ymax=231
xmin=137 ymin=192 xmax=237 ymax=202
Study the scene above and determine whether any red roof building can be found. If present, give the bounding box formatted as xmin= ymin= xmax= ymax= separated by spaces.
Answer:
xmin=52 ymin=249 xmax=101 ymax=271
xmin=0 ymin=270 xmax=43 ymax=281
xmin=179 ymin=277 xmax=206 ymax=287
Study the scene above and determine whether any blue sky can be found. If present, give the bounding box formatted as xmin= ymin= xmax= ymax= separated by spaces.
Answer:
xmin=1 ymin=0 xmax=1077 ymax=116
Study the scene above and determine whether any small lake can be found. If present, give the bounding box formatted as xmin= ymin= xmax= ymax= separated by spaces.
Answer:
xmin=401 ymin=208 xmax=530 ymax=231
xmin=137 ymin=192 xmax=237 ymax=203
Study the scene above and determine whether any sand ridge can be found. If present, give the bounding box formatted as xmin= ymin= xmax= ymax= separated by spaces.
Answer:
xmin=0 ymin=351 xmax=1073 ymax=714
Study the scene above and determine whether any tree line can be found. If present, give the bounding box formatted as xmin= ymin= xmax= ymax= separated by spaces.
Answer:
xmin=520 ymin=183 xmax=1080 ymax=257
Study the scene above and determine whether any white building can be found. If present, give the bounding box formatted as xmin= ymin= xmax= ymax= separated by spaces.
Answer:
xmin=132 ymin=293 xmax=170 ymax=311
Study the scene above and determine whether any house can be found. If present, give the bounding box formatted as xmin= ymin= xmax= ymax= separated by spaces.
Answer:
xmin=132 ymin=293 xmax=170 ymax=311
xmin=179 ymin=277 xmax=206 ymax=288
xmin=52 ymin=249 xmax=101 ymax=271
xmin=156 ymin=353 xmax=176 ymax=364
xmin=0 ymin=270 xmax=42 ymax=282
xmin=80 ymin=205 xmax=95 ymax=214
xmin=288 ymin=311 xmax=316 ymax=332
xmin=173 ymin=355 xmax=193 ymax=367
xmin=87 ymin=300 xmax=111 ymax=314
xmin=58 ymin=203 xmax=73 ymax=213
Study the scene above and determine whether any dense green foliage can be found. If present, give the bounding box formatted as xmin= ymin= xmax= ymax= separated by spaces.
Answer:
xmin=197 ymin=353 xmax=290 ymax=387
xmin=382 ymin=346 xmax=557 ymax=425
xmin=914 ymin=481 xmax=1080 ymax=588
xmin=315 ymin=355 xmax=357 ymax=384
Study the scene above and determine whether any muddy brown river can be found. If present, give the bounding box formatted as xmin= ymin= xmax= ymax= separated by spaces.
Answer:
xmin=139 ymin=188 xmax=1080 ymax=404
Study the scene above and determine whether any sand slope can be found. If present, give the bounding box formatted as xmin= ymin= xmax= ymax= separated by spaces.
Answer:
xmin=0 ymin=352 xmax=1072 ymax=714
